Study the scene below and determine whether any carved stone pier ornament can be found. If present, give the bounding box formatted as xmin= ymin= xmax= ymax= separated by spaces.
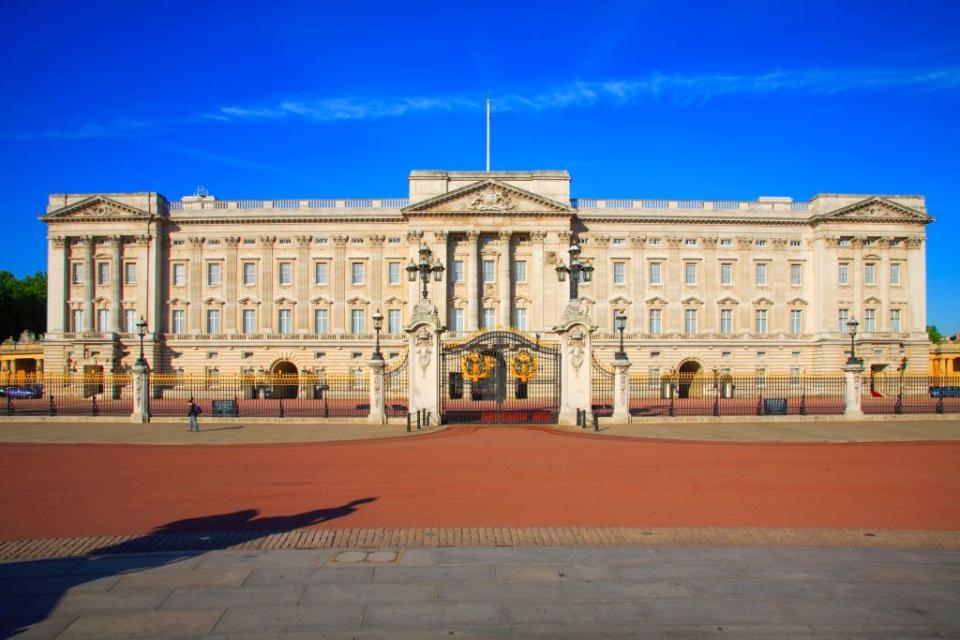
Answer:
xmin=415 ymin=326 xmax=433 ymax=373
xmin=567 ymin=327 xmax=586 ymax=371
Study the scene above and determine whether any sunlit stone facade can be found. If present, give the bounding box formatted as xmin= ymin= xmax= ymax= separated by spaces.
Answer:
xmin=41 ymin=170 xmax=931 ymax=378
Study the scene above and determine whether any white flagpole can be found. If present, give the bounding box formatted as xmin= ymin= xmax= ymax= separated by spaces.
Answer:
xmin=485 ymin=98 xmax=491 ymax=172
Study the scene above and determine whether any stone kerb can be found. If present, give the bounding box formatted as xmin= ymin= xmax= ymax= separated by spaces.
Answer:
xmin=405 ymin=301 xmax=445 ymax=422
xmin=553 ymin=302 xmax=596 ymax=426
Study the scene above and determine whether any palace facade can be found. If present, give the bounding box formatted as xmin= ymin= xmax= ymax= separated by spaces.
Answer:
xmin=40 ymin=169 xmax=931 ymax=380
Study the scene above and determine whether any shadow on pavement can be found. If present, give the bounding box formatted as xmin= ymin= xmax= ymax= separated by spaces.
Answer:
xmin=0 ymin=497 xmax=377 ymax=637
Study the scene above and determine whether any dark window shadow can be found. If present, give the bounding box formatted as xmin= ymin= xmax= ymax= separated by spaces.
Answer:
xmin=0 ymin=497 xmax=377 ymax=637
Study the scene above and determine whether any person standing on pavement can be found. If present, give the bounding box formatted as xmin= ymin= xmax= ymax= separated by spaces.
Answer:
xmin=187 ymin=397 xmax=202 ymax=432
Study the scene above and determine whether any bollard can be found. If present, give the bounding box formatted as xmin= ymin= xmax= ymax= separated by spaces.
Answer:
xmin=937 ymin=396 xmax=945 ymax=415
xmin=800 ymin=391 xmax=807 ymax=416
xmin=91 ymin=395 xmax=99 ymax=417
xmin=279 ymin=398 xmax=285 ymax=418
xmin=416 ymin=410 xmax=422 ymax=430
xmin=756 ymin=394 xmax=764 ymax=417
xmin=425 ymin=411 xmax=431 ymax=427
xmin=406 ymin=413 xmax=412 ymax=433
xmin=234 ymin=394 xmax=240 ymax=418
xmin=49 ymin=394 xmax=56 ymax=417
xmin=5 ymin=396 xmax=12 ymax=416
xmin=593 ymin=413 xmax=599 ymax=432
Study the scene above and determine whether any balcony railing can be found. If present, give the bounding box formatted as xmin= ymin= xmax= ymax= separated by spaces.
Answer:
xmin=169 ymin=199 xmax=409 ymax=211
xmin=571 ymin=199 xmax=809 ymax=212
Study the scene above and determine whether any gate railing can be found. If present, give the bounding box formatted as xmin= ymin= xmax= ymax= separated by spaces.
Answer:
xmin=0 ymin=372 xmax=132 ymax=417
xmin=384 ymin=355 xmax=409 ymax=417
xmin=591 ymin=355 xmax=614 ymax=417
xmin=862 ymin=373 xmax=960 ymax=414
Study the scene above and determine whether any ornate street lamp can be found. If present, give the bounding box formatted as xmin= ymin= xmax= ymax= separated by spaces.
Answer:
xmin=371 ymin=309 xmax=384 ymax=362
xmin=895 ymin=355 xmax=909 ymax=415
xmin=846 ymin=319 xmax=861 ymax=366
xmin=555 ymin=240 xmax=594 ymax=301
xmin=406 ymin=245 xmax=445 ymax=301
xmin=614 ymin=311 xmax=627 ymax=360
xmin=135 ymin=317 xmax=148 ymax=368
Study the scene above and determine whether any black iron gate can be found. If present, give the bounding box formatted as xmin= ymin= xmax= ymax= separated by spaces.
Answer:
xmin=441 ymin=330 xmax=560 ymax=424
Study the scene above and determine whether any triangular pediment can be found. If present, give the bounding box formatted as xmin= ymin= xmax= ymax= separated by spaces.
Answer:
xmin=717 ymin=296 xmax=740 ymax=306
xmin=814 ymin=197 xmax=931 ymax=224
xmin=42 ymin=195 xmax=154 ymax=222
xmin=403 ymin=179 xmax=574 ymax=216
xmin=645 ymin=296 xmax=668 ymax=306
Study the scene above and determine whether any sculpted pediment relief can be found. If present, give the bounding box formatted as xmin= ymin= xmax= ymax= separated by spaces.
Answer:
xmin=403 ymin=179 xmax=573 ymax=216
xmin=645 ymin=296 xmax=668 ymax=306
xmin=815 ymin=197 xmax=931 ymax=224
xmin=717 ymin=296 xmax=740 ymax=306
xmin=42 ymin=195 xmax=154 ymax=222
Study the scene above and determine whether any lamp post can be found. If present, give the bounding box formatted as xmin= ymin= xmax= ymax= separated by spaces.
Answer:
xmin=371 ymin=309 xmax=384 ymax=362
xmin=846 ymin=319 xmax=861 ymax=366
xmin=406 ymin=245 xmax=445 ymax=301
xmin=135 ymin=317 xmax=148 ymax=369
xmin=554 ymin=240 xmax=594 ymax=301
xmin=712 ymin=367 xmax=720 ymax=417
xmin=614 ymin=311 xmax=627 ymax=360
xmin=895 ymin=355 xmax=908 ymax=415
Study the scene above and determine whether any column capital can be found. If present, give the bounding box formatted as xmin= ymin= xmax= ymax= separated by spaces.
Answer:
xmin=187 ymin=237 xmax=205 ymax=248
xmin=80 ymin=235 xmax=96 ymax=248
xmin=50 ymin=235 xmax=66 ymax=249
xmin=223 ymin=236 xmax=242 ymax=247
xmin=700 ymin=236 xmax=718 ymax=248
xmin=332 ymin=235 xmax=350 ymax=248
xmin=592 ymin=235 xmax=611 ymax=247
xmin=629 ymin=234 xmax=646 ymax=247
xmin=905 ymin=237 xmax=924 ymax=249
xmin=558 ymin=230 xmax=572 ymax=244
xmin=131 ymin=235 xmax=151 ymax=247
xmin=258 ymin=235 xmax=277 ymax=247
xmin=497 ymin=230 xmax=513 ymax=242
xmin=406 ymin=229 xmax=424 ymax=243
xmin=107 ymin=235 xmax=124 ymax=246
xmin=530 ymin=230 xmax=547 ymax=242
xmin=465 ymin=230 xmax=481 ymax=242
xmin=368 ymin=234 xmax=386 ymax=246
xmin=296 ymin=235 xmax=313 ymax=247
xmin=433 ymin=231 xmax=448 ymax=242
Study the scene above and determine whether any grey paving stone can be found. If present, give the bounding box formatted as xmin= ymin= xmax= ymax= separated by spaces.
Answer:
xmin=853 ymin=563 xmax=960 ymax=583
xmin=196 ymin=549 xmax=332 ymax=569
xmin=334 ymin=551 xmax=367 ymax=562
xmin=437 ymin=581 xmax=568 ymax=603
xmin=563 ymin=579 xmax=695 ymax=600
xmin=161 ymin=584 xmax=305 ymax=610
xmin=821 ymin=580 xmax=960 ymax=604
xmin=19 ymin=589 xmax=172 ymax=617
xmin=809 ymin=624 xmax=960 ymax=639
xmin=372 ymin=564 xmax=496 ymax=583
xmin=366 ymin=551 xmax=396 ymax=562
xmin=779 ymin=598 xmax=958 ymax=626
xmin=244 ymin=566 xmax=375 ymax=586
xmin=652 ymin=546 xmax=782 ymax=565
xmin=618 ymin=563 xmax=741 ymax=580
xmin=0 ymin=574 xmax=121 ymax=597
xmin=431 ymin=547 xmax=579 ymax=565
xmin=504 ymin=601 xmax=648 ymax=624
xmin=0 ymin=614 xmax=80 ymax=640
xmin=640 ymin=598 xmax=795 ymax=625
xmin=362 ymin=602 xmax=507 ymax=628
xmin=0 ymin=558 xmax=82 ymax=578
xmin=509 ymin=622 xmax=823 ymax=639
xmin=111 ymin=567 xmax=252 ymax=591
xmin=299 ymin=582 xmax=436 ymax=604
xmin=201 ymin=628 xmax=514 ymax=639
xmin=688 ymin=578 xmax=835 ymax=599
xmin=56 ymin=608 xmax=224 ymax=639
xmin=495 ymin=562 xmax=620 ymax=582
xmin=210 ymin=604 xmax=364 ymax=634
xmin=70 ymin=553 xmax=202 ymax=575
xmin=582 ymin=547 xmax=663 ymax=564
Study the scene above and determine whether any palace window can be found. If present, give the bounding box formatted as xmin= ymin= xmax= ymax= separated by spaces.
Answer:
xmin=243 ymin=309 xmax=256 ymax=334
xmin=172 ymin=263 xmax=186 ymax=287
xmin=613 ymin=262 xmax=625 ymax=285
xmin=685 ymin=238 xmax=697 ymax=246
xmin=71 ymin=309 xmax=84 ymax=332
xmin=125 ymin=310 xmax=137 ymax=333
xmin=612 ymin=238 xmax=625 ymax=246
xmin=685 ymin=262 xmax=697 ymax=285
xmin=279 ymin=262 xmax=293 ymax=285
xmin=124 ymin=262 xmax=136 ymax=285
xmin=243 ymin=262 xmax=257 ymax=285
xmin=97 ymin=262 xmax=109 ymax=285
xmin=864 ymin=308 xmax=876 ymax=333
xmin=720 ymin=263 xmax=732 ymax=286
xmin=790 ymin=309 xmax=803 ymax=335
xmin=684 ymin=309 xmax=698 ymax=335
xmin=387 ymin=261 xmax=401 ymax=285
xmin=838 ymin=262 xmax=849 ymax=285
xmin=719 ymin=238 xmax=732 ymax=247
xmin=648 ymin=309 xmax=662 ymax=334
xmin=388 ymin=309 xmax=402 ymax=335
xmin=755 ymin=239 xmax=767 ymax=247
xmin=278 ymin=309 xmax=293 ymax=335
xmin=839 ymin=238 xmax=851 ymax=247
xmin=513 ymin=308 xmax=528 ymax=331
xmin=351 ymin=262 xmax=365 ymax=285
xmin=790 ymin=239 xmax=801 ymax=248
xmin=451 ymin=308 xmax=465 ymax=333
xmin=387 ymin=237 xmax=401 ymax=245
xmin=171 ymin=310 xmax=185 ymax=335
xmin=71 ymin=262 xmax=83 ymax=284
xmin=755 ymin=309 xmax=768 ymax=334
xmin=720 ymin=309 xmax=733 ymax=335
xmin=314 ymin=262 xmax=328 ymax=285
xmin=865 ymin=262 xmax=876 ymax=285
xmin=482 ymin=307 xmax=495 ymax=328
xmin=313 ymin=308 xmax=328 ymax=334
xmin=790 ymin=263 xmax=802 ymax=286
xmin=838 ymin=308 xmax=849 ymax=333
xmin=648 ymin=238 xmax=660 ymax=246
xmin=207 ymin=262 xmax=222 ymax=286
xmin=890 ymin=309 xmax=902 ymax=333
xmin=350 ymin=309 xmax=365 ymax=334
xmin=206 ymin=309 xmax=221 ymax=334
xmin=514 ymin=260 xmax=527 ymax=283
xmin=96 ymin=309 xmax=109 ymax=332
xmin=890 ymin=263 xmax=901 ymax=286
xmin=649 ymin=262 xmax=662 ymax=285
xmin=451 ymin=260 xmax=464 ymax=283
xmin=482 ymin=260 xmax=495 ymax=283
xmin=755 ymin=263 xmax=767 ymax=286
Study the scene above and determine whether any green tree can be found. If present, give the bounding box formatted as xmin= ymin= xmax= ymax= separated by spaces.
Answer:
xmin=927 ymin=324 xmax=944 ymax=344
xmin=0 ymin=271 xmax=46 ymax=341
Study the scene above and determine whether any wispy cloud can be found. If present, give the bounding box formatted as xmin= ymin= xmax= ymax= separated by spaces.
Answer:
xmin=7 ymin=67 xmax=960 ymax=140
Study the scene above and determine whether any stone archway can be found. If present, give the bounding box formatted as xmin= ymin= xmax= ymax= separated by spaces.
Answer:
xmin=677 ymin=360 xmax=703 ymax=399
xmin=271 ymin=360 xmax=298 ymax=399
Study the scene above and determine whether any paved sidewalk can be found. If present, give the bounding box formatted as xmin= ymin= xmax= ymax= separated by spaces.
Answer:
xmin=2 ymin=544 xmax=958 ymax=638
xmin=0 ymin=416 xmax=958 ymax=445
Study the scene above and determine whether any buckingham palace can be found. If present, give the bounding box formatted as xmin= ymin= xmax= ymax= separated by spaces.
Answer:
xmin=39 ymin=169 xmax=931 ymax=381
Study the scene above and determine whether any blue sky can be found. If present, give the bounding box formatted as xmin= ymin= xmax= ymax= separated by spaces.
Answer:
xmin=1 ymin=0 xmax=958 ymax=331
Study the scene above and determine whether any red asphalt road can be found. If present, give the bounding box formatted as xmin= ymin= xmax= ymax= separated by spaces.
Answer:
xmin=1 ymin=426 xmax=959 ymax=540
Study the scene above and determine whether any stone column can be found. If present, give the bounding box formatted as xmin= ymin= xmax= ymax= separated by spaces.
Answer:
xmin=296 ymin=236 xmax=311 ymax=333
xmin=498 ymin=231 xmax=512 ymax=328
xmin=368 ymin=356 xmax=386 ymax=425
xmin=465 ymin=231 xmax=480 ymax=331
xmin=259 ymin=236 xmax=276 ymax=332
xmin=224 ymin=237 xmax=240 ymax=333
xmin=188 ymin=237 xmax=204 ymax=334
xmin=554 ymin=303 xmax=595 ymax=426
xmin=82 ymin=236 xmax=94 ymax=332
xmin=47 ymin=236 xmax=67 ymax=334
xmin=109 ymin=236 xmax=123 ymax=333
xmin=592 ymin=235 xmax=610 ymax=330
xmin=369 ymin=235 xmax=385 ymax=309
xmin=611 ymin=356 xmax=632 ymax=423
xmin=530 ymin=231 xmax=546 ymax=331
xmin=332 ymin=235 xmax=349 ymax=333
xmin=406 ymin=301 xmax=443 ymax=420
xmin=131 ymin=359 xmax=150 ymax=423
xmin=132 ymin=235 xmax=150 ymax=332
xmin=906 ymin=238 xmax=926 ymax=335
xmin=702 ymin=237 xmax=718 ymax=332
xmin=843 ymin=362 xmax=865 ymax=418
xmin=431 ymin=231 xmax=448 ymax=325
xmin=630 ymin=235 xmax=645 ymax=333
xmin=736 ymin=237 xmax=753 ymax=332
xmin=147 ymin=225 xmax=162 ymax=351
